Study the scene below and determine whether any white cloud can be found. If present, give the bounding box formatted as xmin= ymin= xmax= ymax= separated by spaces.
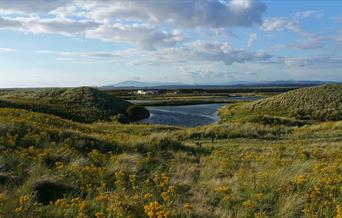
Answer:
xmin=183 ymin=68 xmax=238 ymax=82
xmin=261 ymin=17 xmax=302 ymax=33
xmin=0 ymin=0 xmax=267 ymax=30
xmin=0 ymin=0 xmax=68 ymax=14
xmin=130 ymin=41 xmax=273 ymax=66
xmin=247 ymin=33 xmax=257 ymax=48
xmin=86 ymin=23 xmax=186 ymax=50
xmin=334 ymin=16 xmax=342 ymax=23
xmin=0 ymin=0 xmax=267 ymax=50
xmin=281 ymin=56 xmax=342 ymax=68
xmin=0 ymin=16 xmax=99 ymax=36
xmin=272 ymin=30 xmax=342 ymax=51
xmin=36 ymin=50 xmax=123 ymax=58
xmin=73 ymin=0 xmax=266 ymax=28
xmin=0 ymin=47 xmax=15 ymax=52
xmin=294 ymin=10 xmax=324 ymax=19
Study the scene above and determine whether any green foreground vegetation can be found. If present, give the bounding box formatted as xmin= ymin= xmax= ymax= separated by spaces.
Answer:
xmin=0 ymin=84 xmax=341 ymax=218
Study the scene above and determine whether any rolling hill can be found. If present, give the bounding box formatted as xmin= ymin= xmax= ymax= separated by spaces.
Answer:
xmin=0 ymin=87 xmax=149 ymax=123
xmin=0 ymin=85 xmax=342 ymax=217
xmin=220 ymin=84 xmax=342 ymax=121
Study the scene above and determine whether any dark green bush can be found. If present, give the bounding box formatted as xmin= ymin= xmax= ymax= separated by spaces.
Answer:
xmin=116 ymin=113 xmax=129 ymax=124
xmin=126 ymin=105 xmax=150 ymax=122
xmin=0 ymin=172 xmax=16 ymax=185
xmin=33 ymin=179 xmax=73 ymax=204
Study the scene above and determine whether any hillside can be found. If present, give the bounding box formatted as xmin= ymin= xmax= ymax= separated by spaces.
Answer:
xmin=220 ymin=84 xmax=342 ymax=121
xmin=0 ymin=87 xmax=149 ymax=123
xmin=0 ymin=106 xmax=341 ymax=217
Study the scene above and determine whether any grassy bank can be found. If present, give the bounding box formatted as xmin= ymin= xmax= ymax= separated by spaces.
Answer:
xmin=0 ymin=85 xmax=341 ymax=217
xmin=139 ymin=99 xmax=235 ymax=106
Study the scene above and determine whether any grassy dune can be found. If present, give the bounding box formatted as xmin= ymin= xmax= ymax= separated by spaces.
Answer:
xmin=0 ymin=87 xmax=149 ymax=123
xmin=0 ymin=85 xmax=341 ymax=217
xmin=220 ymin=84 xmax=342 ymax=122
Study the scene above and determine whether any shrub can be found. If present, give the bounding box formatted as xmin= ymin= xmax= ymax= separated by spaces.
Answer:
xmin=0 ymin=173 xmax=16 ymax=186
xmin=116 ymin=113 xmax=129 ymax=124
xmin=126 ymin=105 xmax=150 ymax=122
xmin=32 ymin=179 xmax=73 ymax=204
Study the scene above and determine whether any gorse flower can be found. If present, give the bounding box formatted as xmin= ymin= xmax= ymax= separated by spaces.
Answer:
xmin=144 ymin=193 xmax=153 ymax=200
xmin=0 ymin=193 xmax=6 ymax=202
xmin=19 ymin=195 xmax=30 ymax=205
xmin=95 ymin=212 xmax=105 ymax=218
xmin=183 ymin=203 xmax=192 ymax=210
xmin=96 ymin=193 xmax=110 ymax=202
xmin=243 ymin=200 xmax=254 ymax=209
xmin=55 ymin=198 xmax=70 ymax=209
xmin=294 ymin=175 xmax=307 ymax=185
xmin=161 ymin=192 xmax=170 ymax=202
xmin=55 ymin=161 xmax=64 ymax=170
xmin=144 ymin=201 xmax=168 ymax=218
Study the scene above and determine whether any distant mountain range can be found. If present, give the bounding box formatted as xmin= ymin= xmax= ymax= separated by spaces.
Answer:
xmin=100 ymin=80 xmax=341 ymax=90
xmin=107 ymin=80 xmax=184 ymax=88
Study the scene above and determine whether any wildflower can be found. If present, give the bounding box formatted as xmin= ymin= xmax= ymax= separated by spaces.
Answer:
xmin=55 ymin=161 xmax=64 ymax=170
xmin=294 ymin=175 xmax=307 ymax=185
xmin=96 ymin=193 xmax=110 ymax=202
xmin=255 ymin=211 xmax=267 ymax=218
xmin=214 ymin=185 xmax=231 ymax=195
xmin=167 ymin=185 xmax=176 ymax=193
xmin=71 ymin=197 xmax=82 ymax=206
xmin=243 ymin=200 xmax=254 ymax=209
xmin=215 ymin=185 xmax=232 ymax=202
xmin=144 ymin=201 xmax=168 ymax=218
xmin=223 ymin=195 xmax=231 ymax=202
xmin=115 ymin=169 xmax=125 ymax=178
xmin=79 ymin=200 xmax=88 ymax=213
xmin=0 ymin=193 xmax=6 ymax=202
xmin=255 ymin=193 xmax=263 ymax=200
xmin=183 ymin=203 xmax=192 ymax=210
xmin=129 ymin=174 xmax=137 ymax=183
xmin=144 ymin=193 xmax=153 ymax=200
xmin=336 ymin=204 xmax=342 ymax=218
xmin=55 ymin=198 xmax=70 ymax=209
xmin=302 ymin=208 xmax=311 ymax=216
xmin=19 ymin=195 xmax=30 ymax=205
xmin=95 ymin=212 xmax=105 ymax=218
xmin=161 ymin=192 xmax=170 ymax=202
xmin=15 ymin=206 xmax=23 ymax=214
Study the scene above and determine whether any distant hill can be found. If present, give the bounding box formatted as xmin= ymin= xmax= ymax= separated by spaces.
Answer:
xmin=103 ymin=80 xmax=183 ymax=88
xmin=100 ymin=80 xmax=340 ymax=90
xmin=0 ymin=87 xmax=149 ymax=123
xmin=220 ymin=84 xmax=342 ymax=121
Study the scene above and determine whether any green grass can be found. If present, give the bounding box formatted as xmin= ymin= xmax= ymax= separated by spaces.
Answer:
xmin=220 ymin=84 xmax=342 ymax=122
xmin=0 ymin=84 xmax=341 ymax=217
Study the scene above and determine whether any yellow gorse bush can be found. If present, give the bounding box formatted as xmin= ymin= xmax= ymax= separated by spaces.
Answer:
xmin=144 ymin=201 xmax=169 ymax=218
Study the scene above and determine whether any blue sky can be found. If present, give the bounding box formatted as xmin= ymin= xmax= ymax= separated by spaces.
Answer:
xmin=0 ymin=0 xmax=341 ymax=87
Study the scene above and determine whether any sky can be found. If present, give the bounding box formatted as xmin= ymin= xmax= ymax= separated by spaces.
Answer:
xmin=0 ymin=0 xmax=341 ymax=88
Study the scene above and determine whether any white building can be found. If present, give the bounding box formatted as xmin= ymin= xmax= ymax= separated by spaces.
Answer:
xmin=136 ymin=90 xmax=158 ymax=95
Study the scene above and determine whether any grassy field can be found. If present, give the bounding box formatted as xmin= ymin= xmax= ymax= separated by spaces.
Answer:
xmin=0 ymin=85 xmax=341 ymax=217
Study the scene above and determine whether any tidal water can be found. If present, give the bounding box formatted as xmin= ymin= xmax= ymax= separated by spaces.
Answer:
xmin=136 ymin=96 xmax=261 ymax=127
xmin=139 ymin=103 xmax=224 ymax=127
xmin=129 ymin=96 xmax=262 ymax=104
